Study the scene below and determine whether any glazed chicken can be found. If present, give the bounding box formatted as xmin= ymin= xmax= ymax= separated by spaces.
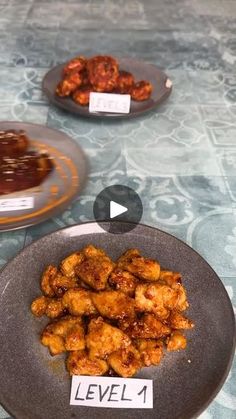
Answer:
xmin=55 ymin=54 xmax=153 ymax=106
xmin=31 ymin=245 xmax=194 ymax=378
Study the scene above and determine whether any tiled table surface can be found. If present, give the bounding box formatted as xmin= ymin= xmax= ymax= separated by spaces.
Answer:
xmin=0 ymin=0 xmax=236 ymax=418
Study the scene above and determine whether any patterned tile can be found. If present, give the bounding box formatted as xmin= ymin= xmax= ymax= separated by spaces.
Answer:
xmin=0 ymin=229 xmax=26 ymax=269
xmin=200 ymin=106 xmax=236 ymax=146
xmin=0 ymin=102 xmax=48 ymax=124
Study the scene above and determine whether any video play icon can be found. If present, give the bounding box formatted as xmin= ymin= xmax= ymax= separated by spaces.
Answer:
xmin=93 ymin=185 xmax=143 ymax=234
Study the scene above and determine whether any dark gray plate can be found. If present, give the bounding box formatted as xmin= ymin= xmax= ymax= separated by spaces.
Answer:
xmin=42 ymin=58 xmax=172 ymax=119
xmin=0 ymin=222 xmax=235 ymax=419
xmin=0 ymin=122 xmax=88 ymax=231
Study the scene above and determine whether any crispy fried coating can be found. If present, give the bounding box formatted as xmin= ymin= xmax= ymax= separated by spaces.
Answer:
xmin=31 ymin=296 xmax=64 ymax=318
xmin=31 ymin=296 xmax=48 ymax=317
xmin=117 ymin=249 xmax=160 ymax=281
xmin=65 ymin=323 xmax=86 ymax=351
xmin=86 ymin=317 xmax=131 ymax=359
xmin=109 ymin=269 xmax=138 ymax=296
xmin=135 ymin=283 xmax=179 ymax=319
xmin=60 ymin=251 xmax=84 ymax=278
xmin=63 ymin=56 xmax=87 ymax=76
xmin=108 ymin=345 xmax=141 ymax=377
xmin=168 ymin=311 xmax=194 ymax=330
xmin=41 ymin=316 xmax=84 ymax=355
xmin=135 ymin=339 xmax=163 ymax=366
xmin=119 ymin=314 xmax=171 ymax=339
xmin=116 ymin=70 xmax=134 ymax=94
xmin=41 ymin=265 xmax=57 ymax=297
xmin=166 ymin=331 xmax=187 ymax=351
xmin=131 ymin=81 xmax=152 ymax=101
xmin=62 ymin=288 xmax=97 ymax=316
xmin=173 ymin=283 xmax=189 ymax=312
xmin=82 ymin=244 xmax=107 ymax=259
xmin=73 ymin=85 xmax=92 ymax=106
xmin=91 ymin=290 xmax=135 ymax=320
xmin=67 ymin=350 xmax=108 ymax=376
xmin=49 ymin=273 xmax=79 ymax=297
xmin=159 ymin=270 xmax=182 ymax=287
xmin=87 ymin=55 xmax=119 ymax=92
xmin=56 ymin=78 xmax=78 ymax=97
xmin=76 ymin=255 xmax=115 ymax=290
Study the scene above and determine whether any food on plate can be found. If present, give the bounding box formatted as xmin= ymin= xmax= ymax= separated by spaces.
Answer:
xmin=131 ymin=80 xmax=153 ymax=101
xmin=55 ymin=55 xmax=153 ymax=105
xmin=31 ymin=245 xmax=194 ymax=377
xmin=0 ymin=129 xmax=54 ymax=195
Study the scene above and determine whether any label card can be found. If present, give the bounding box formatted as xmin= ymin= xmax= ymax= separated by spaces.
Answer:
xmin=70 ymin=376 xmax=153 ymax=409
xmin=89 ymin=92 xmax=131 ymax=114
xmin=0 ymin=197 xmax=34 ymax=212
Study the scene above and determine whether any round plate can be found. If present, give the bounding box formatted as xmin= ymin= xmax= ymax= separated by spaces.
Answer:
xmin=0 ymin=222 xmax=235 ymax=419
xmin=42 ymin=57 xmax=172 ymax=119
xmin=0 ymin=122 xmax=88 ymax=231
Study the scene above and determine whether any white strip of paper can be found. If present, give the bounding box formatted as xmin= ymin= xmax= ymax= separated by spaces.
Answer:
xmin=70 ymin=376 xmax=153 ymax=409
xmin=89 ymin=92 xmax=131 ymax=114
xmin=0 ymin=197 xmax=34 ymax=212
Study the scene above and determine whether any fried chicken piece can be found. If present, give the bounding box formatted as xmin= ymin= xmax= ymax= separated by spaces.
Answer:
xmin=63 ymin=56 xmax=87 ymax=76
xmin=87 ymin=55 xmax=119 ymax=92
xmin=109 ymin=269 xmax=138 ymax=296
xmin=41 ymin=316 xmax=84 ymax=355
xmin=166 ymin=331 xmax=187 ymax=351
xmin=117 ymin=249 xmax=160 ymax=281
xmin=86 ymin=317 xmax=131 ymax=359
xmin=60 ymin=251 xmax=84 ymax=278
xmin=50 ymin=273 xmax=79 ymax=297
xmin=108 ymin=345 xmax=141 ymax=377
xmin=91 ymin=290 xmax=135 ymax=320
xmin=116 ymin=70 xmax=134 ymax=94
xmin=73 ymin=85 xmax=92 ymax=106
xmin=0 ymin=130 xmax=29 ymax=158
xmin=81 ymin=69 xmax=90 ymax=87
xmin=76 ymin=255 xmax=115 ymax=291
xmin=135 ymin=339 xmax=163 ymax=366
xmin=168 ymin=311 xmax=194 ymax=330
xmin=159 ymin=270 xmax=182 ymax=287
xmin=116 ymin=249 xmax=141 ymax=269
xmin=31 ymin=296 xmax=64 ymax=318
xmin=173 ymin=283 xmax=189 ymax=312
xmin=31 ymin=296 xmax=48 ymax=317
xmin=82 ymin=244 xmax=107 ymax=259
xmin=41 ymin=265 xmax=58 ymax=297
xmin=131 ymin=81 xmax=152 ymax=101
xmin=67 ymin=350 xmax=108 ymax=376
xmin=56 ymin=78 xmax=78 ymax=97
xmin=119 ymin=314 xmax=171 ymax=339
xmin=65 ymin=323 xmax=86 ymax=351
xmin=135 ymin=283 xmax=179 ymax=319
xmin=62 ymin=288 xmax=97 ymax=316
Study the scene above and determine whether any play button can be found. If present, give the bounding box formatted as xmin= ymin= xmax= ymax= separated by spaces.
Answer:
xmin=110 ymin=201 xmax=128 ymax=219
xmin=93 ymin=185 xmax=143 ymax=234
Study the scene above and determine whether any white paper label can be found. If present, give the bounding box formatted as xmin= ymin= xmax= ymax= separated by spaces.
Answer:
xmin=70 ymin=376 xmax=153 ymax=409
xmin=0 ymin=197 xmax=34 ymax=212
xmin=89 ymin=92 xmax=131 ymax=114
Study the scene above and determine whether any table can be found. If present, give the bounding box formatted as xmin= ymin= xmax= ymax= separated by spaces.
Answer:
xmin=0 ymin=0 xmax=235 ymax=418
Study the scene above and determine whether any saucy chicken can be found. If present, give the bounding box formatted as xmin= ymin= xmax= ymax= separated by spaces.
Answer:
xmin=56 ymin=55 xmax=153 ymax=106
xmin=31 ymin=245 xmax=194 ymax=377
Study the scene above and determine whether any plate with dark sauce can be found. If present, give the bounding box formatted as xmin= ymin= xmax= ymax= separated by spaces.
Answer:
xmin=0 ymin=122 xmax=88 ymax=231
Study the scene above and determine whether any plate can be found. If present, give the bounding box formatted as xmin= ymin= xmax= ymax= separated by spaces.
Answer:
xmin=42 ymin=57 xmax=172 ymax=119
xmin=0 ymin=121 xmax=88 ymax=231
xmin=0 ymin=221 xmax=235 ymax=419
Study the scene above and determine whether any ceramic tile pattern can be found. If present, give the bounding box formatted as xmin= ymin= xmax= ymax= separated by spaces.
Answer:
xmin=0 ymin=0 xmax=235 ymax=418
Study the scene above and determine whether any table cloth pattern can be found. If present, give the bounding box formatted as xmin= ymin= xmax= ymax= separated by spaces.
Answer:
xmin=0 ymin=0 xmax=235 ymax=418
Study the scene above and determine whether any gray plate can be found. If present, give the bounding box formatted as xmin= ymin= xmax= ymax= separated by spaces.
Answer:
xmin=0 ymin=122 xmax=88 ymax=231
xmin=0 ymin=222 xmax=235 ymax=419
xmin=42 ymin=58 xmax=172 ymax=119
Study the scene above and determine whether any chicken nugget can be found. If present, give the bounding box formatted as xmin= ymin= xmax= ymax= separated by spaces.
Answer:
xmin=56 ymin=78 xmax=78 ymax=97
xmin=131 ymin=81 xmax=152 ymax=101
xmin=109 ymin=269 xmax=138 ymax=296
xmin=166 ymin=331 xmax=187 ymax=351
xmin=87 ymin=55 xmax=119 ymax=92
xmin=108 ymin=344 xmax=141 ymax=377
xmin=135 ymin=339 xmax=163 ymax=366
xmin=91 ymin=290 xmax=135 ymax=320
xmin=63 ymin=56 xmax=87 ymax=76
xmin=67 ymin=350 xmax=108 ymax=376
xmin=119 ymin=314 xmax=171 ymax=339
xmin=116 ymin=70 xmax=134 ymax=94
